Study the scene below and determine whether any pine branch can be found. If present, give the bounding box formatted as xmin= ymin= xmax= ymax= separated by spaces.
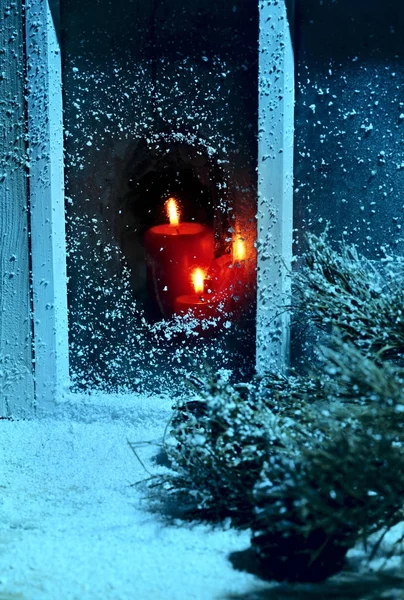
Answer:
xmin=295 ymin=232 xmax=404 ymax=362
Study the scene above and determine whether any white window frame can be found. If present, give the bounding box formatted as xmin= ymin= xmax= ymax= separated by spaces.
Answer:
xmin=25 ymin=0 xmax=294 ymax=414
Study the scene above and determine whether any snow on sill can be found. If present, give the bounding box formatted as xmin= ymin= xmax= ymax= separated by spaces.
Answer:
xmin=1 ymin=401 xmax=257 ymax=600
xmin=34 ymin=389 xmax=174 ymax=426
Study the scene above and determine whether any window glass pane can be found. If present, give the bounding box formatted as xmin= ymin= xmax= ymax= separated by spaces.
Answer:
xmin=60 ymin=0 xmax=258 ymax=392
xmin=293 ymin=0 xmax=404 ymax=363
xmin=294 ymin=0 xmax=404 ymax=256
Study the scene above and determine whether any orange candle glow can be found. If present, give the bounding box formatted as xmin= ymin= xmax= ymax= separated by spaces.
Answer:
xmin=192 ymin=268 xmax=205 ymax=294
xmin=166 ymin=197 xmax=180 ymax=227
xmin=233 ymin=235 xmax=246 ymax=261
xmin=231 ymin=234 xmax=247 ymax=299
xmin=144 ymin=198 xmax=214 ymax=317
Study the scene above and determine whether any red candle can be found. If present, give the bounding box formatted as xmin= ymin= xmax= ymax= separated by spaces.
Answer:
xmin=144 ymin=199 xmax=214 ymax=317
xmin=174 ymin=267 xmax=228 ymax=330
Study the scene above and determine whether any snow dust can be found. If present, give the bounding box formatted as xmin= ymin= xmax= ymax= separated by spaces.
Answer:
xmin=1 ymin=394 xmax=404 ymax=600
xmin=0 ymin=396 xmax=262 ymax=600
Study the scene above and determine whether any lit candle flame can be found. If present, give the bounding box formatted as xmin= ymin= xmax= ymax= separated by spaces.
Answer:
xmin=192 ymin=268 xmax=205 ymax=294
xmin=166 ymin=197 xmax=180 ymax=227
xmin=233 ymin=235 xmax=246 ymax=261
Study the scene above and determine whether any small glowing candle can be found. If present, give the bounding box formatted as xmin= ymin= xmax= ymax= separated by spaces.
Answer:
xmin=144 ymin=198 xmax=214 ymax=317
xmin=204 ymin=233 xmax=248 ymax=320
xmin=209 ymin=234 xmax=247 ymax=295
xmin=174 ymin=267 xmax=227 ymax=328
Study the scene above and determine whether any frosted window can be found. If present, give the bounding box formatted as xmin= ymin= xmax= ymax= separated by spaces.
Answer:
xmin=294 ymin=0 xmax=404 ymax=257
xmin=61 ymin=0 xmax=258 ymax=392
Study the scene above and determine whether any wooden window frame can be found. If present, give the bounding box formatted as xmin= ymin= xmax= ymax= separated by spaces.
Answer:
xmin=25 ymin=0 xmax=294 ymax=413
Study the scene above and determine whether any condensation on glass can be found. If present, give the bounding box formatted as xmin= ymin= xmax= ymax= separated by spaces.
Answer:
xmin=60 ymin=0 xmax=258 ymax=392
